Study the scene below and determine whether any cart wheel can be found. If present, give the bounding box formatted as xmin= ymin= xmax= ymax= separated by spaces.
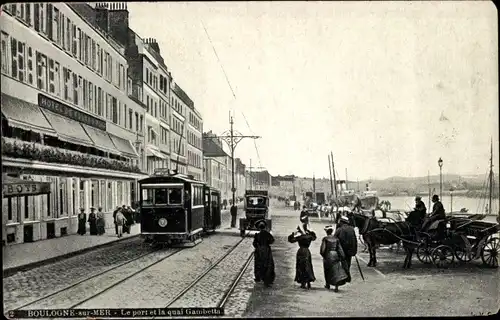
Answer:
xmin=431 ymin=245 xmax=455 ymax=268
xmin=455 ymin=248 xmax=473 ymax=262
xmin=416 ymin=242 xmax=433 ymax=264
xmin=481 ymin=238 xmax=499 ymax=268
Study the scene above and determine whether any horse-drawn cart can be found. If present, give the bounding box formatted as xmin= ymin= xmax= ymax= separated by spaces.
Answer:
xmin=416 ymin=217 xmax=500 ymax=268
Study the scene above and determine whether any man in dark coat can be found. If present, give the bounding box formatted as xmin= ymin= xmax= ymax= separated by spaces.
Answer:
xmin=112 ymin=206 xmax=121 ymax=235
xmin=334 ymin=216 xmax=358 ymax=283
xmin=421 ymin=195 xmax=446 ymax=233
xmin=230 ymin=204 xmax=238 ymax=228
xmin=407 ymin=196 xmax=427 ymax=229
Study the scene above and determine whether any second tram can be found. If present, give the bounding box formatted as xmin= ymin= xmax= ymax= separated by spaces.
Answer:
xmin=139 ymin=169 xmax=221 ymax=246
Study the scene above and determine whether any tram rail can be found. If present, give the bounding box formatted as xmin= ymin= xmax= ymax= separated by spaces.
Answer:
xmin=12 ymin=248 xmax=183 ymax=312
xmin=152 ymin=231 xmax=255 ymax=317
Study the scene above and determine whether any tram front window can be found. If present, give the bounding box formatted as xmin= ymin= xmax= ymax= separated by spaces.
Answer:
xmin=141 ymin=187 xmax=183 ymax=205
xmin=169 ymin=189 xmax=182 ymax=205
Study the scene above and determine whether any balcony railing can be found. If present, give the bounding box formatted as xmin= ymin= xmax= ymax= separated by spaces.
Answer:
xmin=1 ymin=137 xmax=142 ymax=174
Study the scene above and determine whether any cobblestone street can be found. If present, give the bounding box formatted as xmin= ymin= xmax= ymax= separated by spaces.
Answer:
xmin=3 ymin=205 xmax=499 ymax=318
xmin=241 ymin=206 xmax=500 ymax=317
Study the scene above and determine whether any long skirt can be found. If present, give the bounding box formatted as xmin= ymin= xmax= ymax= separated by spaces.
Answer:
xmin=295 ymin=247 xmax=316 ymax=283
xmin=254 ymin=246 xmax=276 ymax=285
xmin=77 ymin=219 xmax=86 ymax=235
xmin=323 ymin=251 xmax=349 ymax=287
xmin=89 ymin=220 xmax=98 ymax=235
xmin=96 ymin=218 xmax=105 ymax=235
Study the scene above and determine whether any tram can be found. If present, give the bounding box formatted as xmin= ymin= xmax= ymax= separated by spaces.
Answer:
xmin=138 ymin=169 xmax=221 ymax=246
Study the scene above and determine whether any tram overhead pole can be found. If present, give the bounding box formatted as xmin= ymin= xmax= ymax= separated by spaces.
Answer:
xmin=203 ymin=116 xmax=260 ymax=206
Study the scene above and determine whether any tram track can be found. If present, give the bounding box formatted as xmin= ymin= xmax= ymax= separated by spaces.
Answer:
xmin=13 ymin=247 xmax=183 ymax=312
xmin=152 ymin=232 xmax=256 ymax=317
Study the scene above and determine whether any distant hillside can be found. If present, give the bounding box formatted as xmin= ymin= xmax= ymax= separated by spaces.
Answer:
xmin=288 ymin=174 xmax=499 ymax=199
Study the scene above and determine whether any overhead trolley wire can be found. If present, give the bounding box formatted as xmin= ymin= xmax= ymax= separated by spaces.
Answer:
xmin=201 ymin=19 xmax=264 ymax=170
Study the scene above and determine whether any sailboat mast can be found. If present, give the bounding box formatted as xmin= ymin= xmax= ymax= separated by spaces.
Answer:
xmin=331 ymin=152 xmax=338 ymax=198
xmin=489 ymin=138 xmax=493 ymax=215
xmin=328 ymin=155 xmax=334 ymax=199
xmin=345 ymin=168 xmax=349 ymax=191
xmin=428 ymin=170 xmax=431 ymax=212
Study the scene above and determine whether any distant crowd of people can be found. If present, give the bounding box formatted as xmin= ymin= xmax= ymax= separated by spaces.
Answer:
xmin=76 ymin=204 xmax=139 ymax=238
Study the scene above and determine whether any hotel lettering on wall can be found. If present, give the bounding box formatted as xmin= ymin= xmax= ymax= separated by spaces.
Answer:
xmin=3 ymin=183 xmax=51 ymax=197
xmin=38 ymin=94 xmax=107 ymax=131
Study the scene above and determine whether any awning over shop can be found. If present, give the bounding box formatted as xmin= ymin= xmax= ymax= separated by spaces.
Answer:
xmin=41 ymin=110 xmax=94 ymax=147
xmin=82 ymin=124 xmax=121 ymax=155
xmin=146 ymin=147 xmax=167 ymax=159
xmin=1 ymin=94 xmax=56 ymax=136
xmin=2 ymin=175 xmax=51 ymax=197
xmin=109 ymin=134 xmax=139 ymax=158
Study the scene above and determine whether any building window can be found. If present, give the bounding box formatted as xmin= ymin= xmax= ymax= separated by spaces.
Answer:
xmin=34 ymin=3 xmax=46 ymax=34
xmin=112 ymin=97 xmax=118 ymax=124
xmin=97 ymin=87 xmax=103 ymax=116
xmin=52 ymin=6 xmax=59 ymax=43
xmin=63 ymin=67 xmax=72 ymax=102
xmin=140 ymin=115 xmax=144 ymax=133
xmin=107 ymin=182 xmax=113 ymax=211
xmin=129 ymin=109 xmax=133 ymax=129
xmin=92 ymin=40 xmax=96 ymax=70
xmin=65 ymin=18 xmax=71 ymax=52
xmin=135 ymin=112 xmax=139 ymax=132
xmin=72 ymin=73 xmax=78 ymax=105
xmin=48 ymin=58 xmax=60 ymax=96
xmin=96 ymin=44 xmax=101 ymax=74
xmin=89 ymin=82 xmax=94 ymax=113
xmin=1 ymin=32 xmax=10 ymax=75
xmin=11 ymin=37 xmax=26 ymax=82
xmin=36 ymin=51 xmax=47 ymax=91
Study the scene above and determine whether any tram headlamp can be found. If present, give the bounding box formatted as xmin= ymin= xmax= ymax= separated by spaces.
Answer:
xmin=158 ymin=218 xmax=168 ymax=227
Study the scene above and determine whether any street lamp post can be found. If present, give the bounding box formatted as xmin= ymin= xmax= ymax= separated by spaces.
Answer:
xmin=450 ymin=188 xmax=454 ymax=213
xmin=438 ymin=157 xmax=443 ymax=199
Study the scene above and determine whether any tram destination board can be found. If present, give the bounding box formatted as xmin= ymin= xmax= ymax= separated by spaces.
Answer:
xmin=9 ymin=308 xmax=224 ymax=318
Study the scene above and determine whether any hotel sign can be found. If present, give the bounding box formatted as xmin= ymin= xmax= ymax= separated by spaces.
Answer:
xmin=3 ymin=182 xmax=51 ymax=197
xmin=38 ymin=94 xmax=106 ymax=131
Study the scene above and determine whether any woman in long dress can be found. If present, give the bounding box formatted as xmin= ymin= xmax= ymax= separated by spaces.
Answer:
xmin=320 ymin=225 xmax=349 ymax=292
xmin=77 ymin=208 xmax=87 ymax=235
xmin=88 ymin=207 xmax=98 ymax=235
xmin=288 ymin=225 xmax=316 ymax=289
xmin=253 ymin=220 xmax=276 ymax=287
xmin=96 ymin=207 xmax=106 ymax=235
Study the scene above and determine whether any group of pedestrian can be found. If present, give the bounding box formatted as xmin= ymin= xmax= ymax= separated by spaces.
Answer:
xmin=77 ymin=207 xmax=106 ymax=236
xmin=113 ymin=205 xmax=135 ymax=238
xmin=76 ymin=205 xmax=136 ymax=238
xmin=251 ymin=211 xmax=358 ymax=292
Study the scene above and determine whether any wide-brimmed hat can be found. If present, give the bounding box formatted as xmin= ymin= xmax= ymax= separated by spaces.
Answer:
xmin=79 ymin=208 xmax=85 ymax=212
xmin=90 ymin=206 xmax=96 ymax=210
xmin=324 ymin=225 xmax=334 ymax=231
xmin=255 ymin=219 xmax=267 ymax=229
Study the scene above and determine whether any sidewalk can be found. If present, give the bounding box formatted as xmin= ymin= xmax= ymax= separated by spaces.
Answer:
xmin=3 ymin=224 xmax=141 ymax=276
xmin=3 ymin=208 xmax=239 ymax=275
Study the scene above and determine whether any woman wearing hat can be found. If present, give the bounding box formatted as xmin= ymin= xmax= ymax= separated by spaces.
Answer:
xmin=88 ymin=207 xmax=98 ymax=235
xmin=320 ymin=225 xmax=349 ymax=292
xmin=252 ymin=220 xmax=275 ymax=287
xmin=288 ymin=224 xmax=317 ymax=289
xmin=96 ymin=207 xmax=106 ymax=235
xmin=77 ymin=208 xmax=87 ymax=235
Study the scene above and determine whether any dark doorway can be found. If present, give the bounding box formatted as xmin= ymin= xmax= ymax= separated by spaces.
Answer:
xmin=47 ymin=222 xmax=56 ymax=239
xmin=23 ymin=225 xmax=34 ymax=243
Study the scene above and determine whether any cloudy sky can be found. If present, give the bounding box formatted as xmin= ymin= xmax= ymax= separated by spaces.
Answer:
xmin=127 ymin=1 xmax=498 ymax=180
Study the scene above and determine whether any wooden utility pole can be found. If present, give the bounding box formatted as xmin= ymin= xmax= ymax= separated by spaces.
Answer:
xmin=489 ymin=138 xmax=493 ymax=215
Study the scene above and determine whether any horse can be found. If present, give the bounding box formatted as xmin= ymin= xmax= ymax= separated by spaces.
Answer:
xmin=347 ymin=211 xmax=419 ymax=269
